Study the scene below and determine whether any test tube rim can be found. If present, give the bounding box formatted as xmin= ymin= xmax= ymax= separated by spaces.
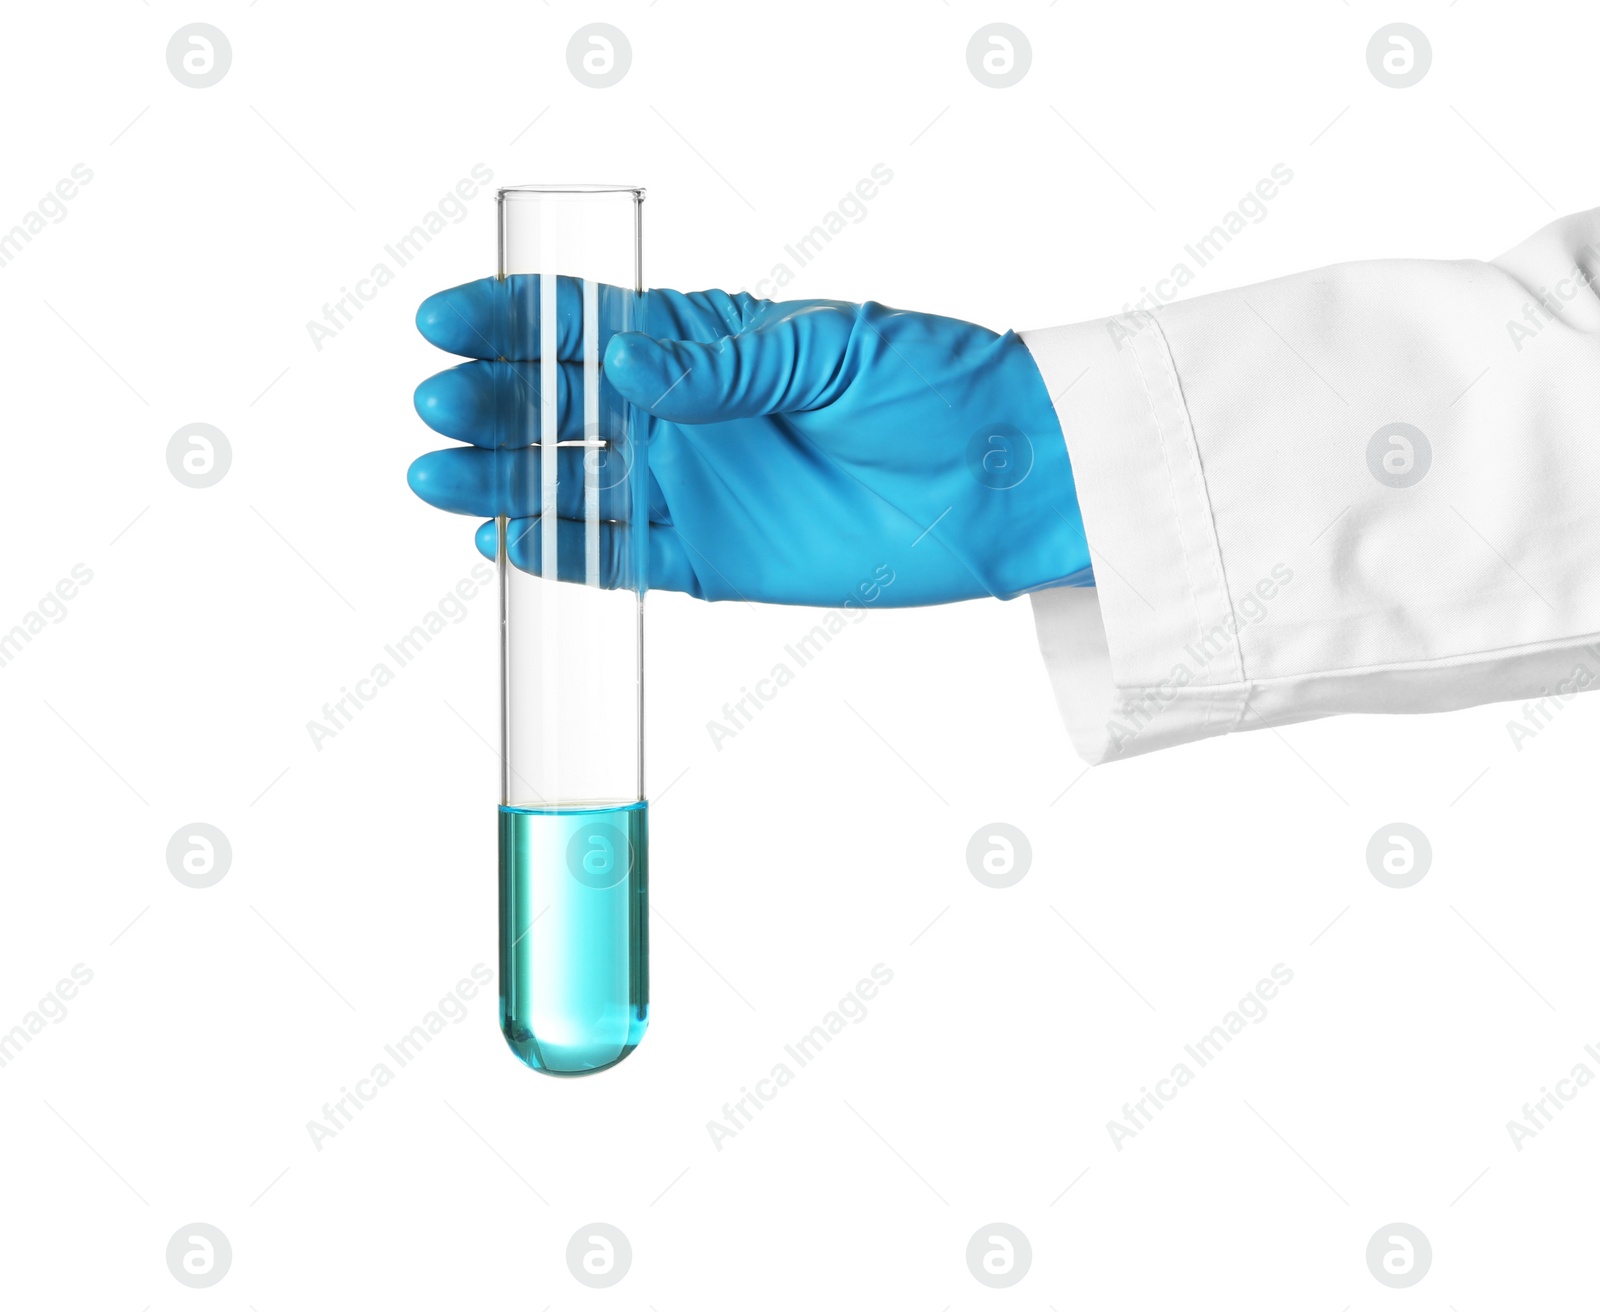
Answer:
xmin=499 ymin=184 xmax=646 ymax=197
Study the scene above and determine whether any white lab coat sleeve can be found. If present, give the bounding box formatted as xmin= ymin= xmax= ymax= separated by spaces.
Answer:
xmin=1023 ymin=208 xmax=1600 ymax=764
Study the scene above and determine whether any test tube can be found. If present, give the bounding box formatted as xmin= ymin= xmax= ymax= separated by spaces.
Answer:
xmin=496 ymin=185 xmax=648 ymax=1076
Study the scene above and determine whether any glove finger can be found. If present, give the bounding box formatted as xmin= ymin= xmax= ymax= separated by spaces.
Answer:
xmin=473 ymin=518 xmax=703 ymax=595
xmin=416 ymin=275 xmax=638 ymax=361
xmin=409 ymin=445 xmax=656 ymax=521
xmin=602 ymin=306 xmax=855 ymax=423
xmin=413 ymin=359 xmax=627 ymax=448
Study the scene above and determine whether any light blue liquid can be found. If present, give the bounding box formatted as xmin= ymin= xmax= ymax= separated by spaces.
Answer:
xmin=498 ymin=803 xmax=648 ymax=1075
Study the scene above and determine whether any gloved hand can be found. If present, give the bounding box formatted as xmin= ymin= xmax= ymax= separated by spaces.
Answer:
xmin=409 ymin=279 xmax=1093 ymax=607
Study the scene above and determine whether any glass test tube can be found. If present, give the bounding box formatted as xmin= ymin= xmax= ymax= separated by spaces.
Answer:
xmin=497 ymin=186 xmax=648 ymax=1076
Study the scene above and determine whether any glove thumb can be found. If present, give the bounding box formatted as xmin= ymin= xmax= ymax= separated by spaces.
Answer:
xmin=603 ymin=311 xmax=852 ymax=423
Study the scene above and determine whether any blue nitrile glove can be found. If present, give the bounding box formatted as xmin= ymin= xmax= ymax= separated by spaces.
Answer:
xmin=409 ymin=279 xmax=1093 ymax=606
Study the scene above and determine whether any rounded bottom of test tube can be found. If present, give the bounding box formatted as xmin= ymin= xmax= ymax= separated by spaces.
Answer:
xmin=500 ymin=1022 xmax=644 ymax=1076
xmin=498 ymin=802 xmax=649 ymax=1078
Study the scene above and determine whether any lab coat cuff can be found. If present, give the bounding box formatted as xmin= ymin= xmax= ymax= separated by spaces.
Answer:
xmin=1022 ymin=312 xmax=1247 ymax=763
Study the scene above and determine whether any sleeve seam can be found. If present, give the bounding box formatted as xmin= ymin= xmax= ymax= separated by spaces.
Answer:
xmin=1135 ymin=309 xmax=1249 ymax=733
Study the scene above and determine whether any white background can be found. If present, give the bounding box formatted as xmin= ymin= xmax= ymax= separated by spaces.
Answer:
xmin=1 ymin=1 xmax=1596 ymax=1306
